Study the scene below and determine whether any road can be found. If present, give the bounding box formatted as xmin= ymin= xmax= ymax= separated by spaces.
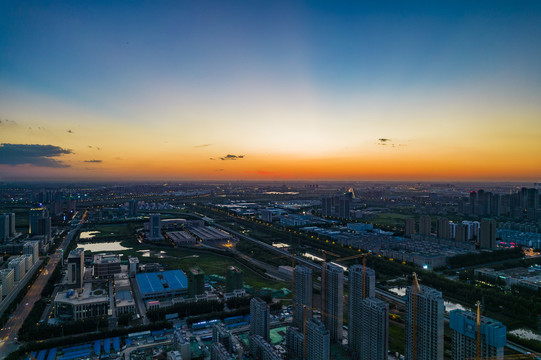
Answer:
xmin=0 ymin=222 xmax=83 ymax=358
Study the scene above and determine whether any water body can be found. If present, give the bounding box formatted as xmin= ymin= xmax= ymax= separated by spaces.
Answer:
xmin=303 ymin=253 xmax=324 ymax=262
xmin=387 ymin=287 xmax=469 ymax=312
xmin=78 ymin=241 xmax=131 ymax=252
xmin=79 ymin=231 xmax=100 ymax=239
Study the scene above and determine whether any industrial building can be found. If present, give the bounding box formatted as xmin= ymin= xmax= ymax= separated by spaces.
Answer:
xmin=167 ymin=231 xmax=196 ymax=245
xmin=136 ymin=270 xmax=188 ymax=300
xmin=187 ymin=226 xmax=233 ymax=244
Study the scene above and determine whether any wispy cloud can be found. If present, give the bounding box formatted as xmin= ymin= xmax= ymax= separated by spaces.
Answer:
xmin=194 ymin=144 xmax=213 ymax=148
xmin=0 ymin=118 xmax=17 ymax=126
xmin=0 ymin=143 xmax=72 ymax=167
xmin=220 ymin=154 xmax=245 ymax=160
xmin=84 ymin=159 xmax=102 ymax=163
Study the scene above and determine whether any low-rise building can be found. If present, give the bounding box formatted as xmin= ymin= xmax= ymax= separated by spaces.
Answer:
xmin=54 ymin=286 xmax=109 ymax=321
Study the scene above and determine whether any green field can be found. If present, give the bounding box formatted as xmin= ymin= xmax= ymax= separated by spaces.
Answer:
xmin=369 ymin=212 xmax=411 ymax=228
xmin=389 ymin=321 xmax=405 ymax=355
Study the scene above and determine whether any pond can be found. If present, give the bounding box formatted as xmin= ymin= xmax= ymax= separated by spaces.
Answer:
xmin=387 ymin=287 xmax=470 ymax=312
xmin=78 ymin=241 xmax=131 ymax=252
xmin=79 ymin=231 xmax=101 ymax=239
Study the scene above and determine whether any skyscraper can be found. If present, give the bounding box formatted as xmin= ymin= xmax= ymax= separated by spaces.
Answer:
xmin=67 ymin=248 xmax=84 ymax=289
xmin=306 ymin=318 xmax=330 ymax=360
xmin=450 ymin=309 xmax=506 ymax=360
xmin=250 ymin=297 xmax=270 ymax=342
xmin=419 ymin=215 xmax=431 ymax=237
xmin=324 ymin=263 xmax=343 ymax=343
xmin=0 ymin=214 xmax=9 ymax=242
xmin=29 ymin=207 xmax=51 ymax=241
xmin=358 ymin=298 xmax=388 ymax=360
xmin=349 ymin=265 xmax=376 ymax=358
xmin=405 ymin=284 xmax=444 ymax=360
xmin=480 ymin=219 xmax=497 ymax=249
xmin=226 ymin=266 xmax=244 ymax=293
xmin=293 ymin=265 xmax=313 ymax=329
xmin=149 ymin=213 xmax=162 ymax=240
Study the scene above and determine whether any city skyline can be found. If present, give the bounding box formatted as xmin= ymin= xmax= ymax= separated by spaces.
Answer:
xmin=1 ymin=1 xmax=541 ymax=181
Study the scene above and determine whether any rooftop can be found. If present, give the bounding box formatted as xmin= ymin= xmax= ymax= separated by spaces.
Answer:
xmin=136 ymin=270 xmax=188 ymax=296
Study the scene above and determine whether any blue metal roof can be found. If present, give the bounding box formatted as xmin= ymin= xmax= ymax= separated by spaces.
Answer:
xmin=163 ymin=270 xmax=188 ymax=290
xmin=136 ymin=272 xmax=164 ymax=294
xmin=113 ymin=337 xmax=120 ymax=351
xmin=136 ymin=270 xmax=187 ymax=295
xmin=37 ymin=350 xmax=47 ymax=360
xmin=94 ymin=340 xmax=101 ymax=355
xmin=46 ymin=348 xmax=56 ymax=360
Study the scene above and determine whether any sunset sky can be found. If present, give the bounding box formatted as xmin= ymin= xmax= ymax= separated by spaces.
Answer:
xmin=1 ymin=1 xmax=541 ymax=181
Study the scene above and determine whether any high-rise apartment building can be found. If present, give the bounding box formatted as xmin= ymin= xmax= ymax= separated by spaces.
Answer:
xmin=213 ymin=323 xmax=233 ymax=353
xmin=419 ymin=215 xmax=431 ymax=237
xmin=480 ymin=219 xmax=497 ymax=249
xmin=349 ymin=265 xmax=376 ymax=358
xmin=285 ymin=327 xmax=304 ymax=360
xmin=226 ymin=266 xmax=244 ymax=293
xmin=358 ymin=298 xmax=388 ymax=360
xmin=437 ymin=218 xmax=450 ymax=239
xmin=211 ymin=342 xmax=233 ymax=360
xmin=405 ymin=284 xmax=444 ymax=360
xmin=321 ymin=194 xmax=351 ymax=219
xmin=405 ymin=218 xmax=416 ymax=237
xmin=306 ymin=318 xmax=330 ymax=360
xmin=293 ymin=265 xmax=313 ymax=329
xmin=324 ymin=263 xmax=343 ymax=343
xmin=188 ymin=267 xmax=205 ymax=298
xmin=250 ymin=297 xmax=270 ymax=342
xmin=450 ymin=309 xmax=506 ymax=360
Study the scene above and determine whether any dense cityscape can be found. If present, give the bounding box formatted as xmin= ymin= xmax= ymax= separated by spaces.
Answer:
xmin=0 ymin=182 xmax=539 ymax=359
xmin=2 ymin=1 xmax=541 ymax=359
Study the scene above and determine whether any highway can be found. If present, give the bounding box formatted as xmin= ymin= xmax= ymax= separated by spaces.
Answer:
xmin=0 ymin=222 xmax=83 ymax=359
